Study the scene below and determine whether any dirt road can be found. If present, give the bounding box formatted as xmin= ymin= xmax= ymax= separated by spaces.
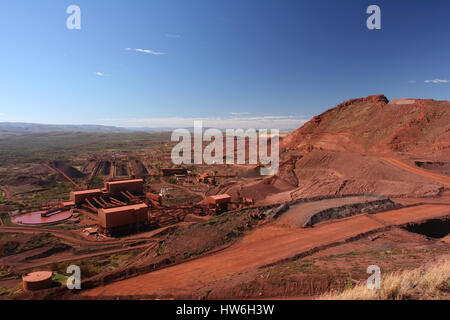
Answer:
xmin=392 ymin=191 xmax=450 ymax=206
xmin=84 ymin=203 xmax=450 ymax=297
xmin=381 ymin=157 xmax=450 ymax=187
xmin=1 ymin=242 xmax=155 ymax=271
xmin=275 ymin=195 xmax=381 ymax=228
xmin=0 ymin=225 xmax=156 ymax=247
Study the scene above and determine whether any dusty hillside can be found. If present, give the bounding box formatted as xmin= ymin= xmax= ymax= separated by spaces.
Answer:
xmin=278 ymin=150 xmax=444 ymax=197
xmin=281 ymin=94 xmax=450 ymax=157
xmin=257 ymin=95 xmax=450 ymax=200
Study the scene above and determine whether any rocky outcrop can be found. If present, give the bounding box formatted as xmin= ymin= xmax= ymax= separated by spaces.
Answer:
xmin=303 ymin=198 xmax=400 ymax=228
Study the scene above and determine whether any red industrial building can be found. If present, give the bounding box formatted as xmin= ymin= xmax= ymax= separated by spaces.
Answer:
xmin=68 ymin=179 xmax=144 ymax=206
xmin=70 ymin=189 xmax=103 ymax=205
xmin=104 ymin=179 xmax=144 ymax=195
xmin=206 ymin=194 xmax=232 ymax=213
xmin=61 ymin=178 xmax=227 ymax=236
xmin=206 ymin=194 xmax=232 ymax=205
xmin=97 ymin=203 xmax=148 ymax=234
xmin=63 ymin=179 xmax=151 ymax=235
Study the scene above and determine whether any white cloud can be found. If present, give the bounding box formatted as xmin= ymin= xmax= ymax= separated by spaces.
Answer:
xmin=229 ymin=112 xmax=251 ymax=115
xmin=0 ymin=113 xmax=5 ymax=117
xmin=125 ymin=48 xmax=165 ymax=55
xmin=165 ymin=34 xmax=181 ymax=38
xmin=135 ymin=48 xmax=165 ymax=55
xmin=95 ymin=72 xmax=104 ymax=77
xmin=100 ymin=115 xmax=308 ymax=130
xmin=424 ymin=79 xmax=449 ymax=83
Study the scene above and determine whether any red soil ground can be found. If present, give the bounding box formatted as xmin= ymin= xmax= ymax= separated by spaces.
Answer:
xmin=243 ymin=150 xmax=447 ymax=205
xmin=197 ymin=228 xmax=449 ymax=299
xmin=380 ymin=157 xmax=450 ymax=187
xmin=83 ymin=202 xmax=449 ymax=297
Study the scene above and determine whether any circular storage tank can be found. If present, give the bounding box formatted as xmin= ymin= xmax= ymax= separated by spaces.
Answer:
xmin=22 ymin=271 xmax=53 ymax=291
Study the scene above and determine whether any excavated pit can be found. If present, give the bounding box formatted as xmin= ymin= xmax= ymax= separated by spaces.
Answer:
xmin=403 ymin=218 xmax=450 ymax=239
xmin=414 ymin=161 xmax=450 ymax=175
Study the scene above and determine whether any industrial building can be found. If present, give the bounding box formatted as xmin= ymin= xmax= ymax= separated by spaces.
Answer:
xmin=206 ymin=194 xmax=232 ymax=212
xmin=206 ymin=194 xmax=232 ymax=205
xmin=61 ymin=179 xmax=150 ymax=235
xmin=68 ymin=179 xmax=144 ymax=206
xmin=104 ymin=179 xmax=144 ymax=195
xmin=59 ymin=178 xmax=235 ymax=235
xmin=70 ymin=189 xmax=103 ymax=205
xmin=97 ymin=203 xmax=148 ymax=234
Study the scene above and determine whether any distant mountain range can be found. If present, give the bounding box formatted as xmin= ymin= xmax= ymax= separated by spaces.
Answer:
xmin=0 ymin=122 xmax=173 ymax=135
xmin=0 ymin=122 xmax=295 ymax=135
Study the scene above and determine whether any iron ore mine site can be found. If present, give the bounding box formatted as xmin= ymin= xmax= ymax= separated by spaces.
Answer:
xmin=2 ymin=1 xmax=450 ymax=310
xmin=0 ymin=94 xmax=449 ymax=301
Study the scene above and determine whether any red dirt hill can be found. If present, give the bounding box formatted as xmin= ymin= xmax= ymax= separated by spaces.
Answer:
xmin=248 ymin=95 xmax=450 ymax=201
xmin=281 ymin=95 xmax=450 ymax=157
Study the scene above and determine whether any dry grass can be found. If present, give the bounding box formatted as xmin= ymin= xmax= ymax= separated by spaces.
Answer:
xmin=319 ymin=258 xmax=450 ymax=300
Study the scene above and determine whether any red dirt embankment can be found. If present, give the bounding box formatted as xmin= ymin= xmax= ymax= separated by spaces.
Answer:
xmin=267 ymin=150 xmax=444 ymax=201
xmin=83 ymin=203 xmax=450 ymax=298
xmin=381 ymin=157 xmax=450 ymax=187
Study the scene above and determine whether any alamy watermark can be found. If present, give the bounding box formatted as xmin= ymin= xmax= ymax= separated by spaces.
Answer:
xmin=171 ymin=121 xmax=279 ymax=175
xmin=66 ymin=5 xmax=81 ymax=30
xmin=367 ymin=5 xmax=381 ymax=30
xmin=367 ymin=265 xmax=381 ymax=290
xmin=64 ymin=4 xmax=381 ymax=31
xmin=66 ymin=264 xmax=81 ymax=290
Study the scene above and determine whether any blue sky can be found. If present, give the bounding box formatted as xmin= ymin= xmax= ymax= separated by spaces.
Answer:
xmin=0 ymin=0 xmax=449 ymax=129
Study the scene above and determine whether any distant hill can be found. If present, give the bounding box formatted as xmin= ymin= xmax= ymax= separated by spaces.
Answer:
xmin=0 ymin=122 xmax=170 ymax=135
